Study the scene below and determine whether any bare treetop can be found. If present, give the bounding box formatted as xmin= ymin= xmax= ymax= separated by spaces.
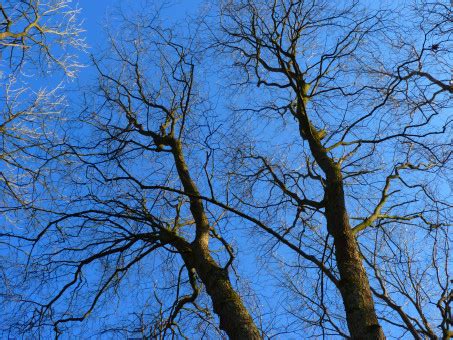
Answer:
xmin=0 ymin=0 xmax=85 ymax=76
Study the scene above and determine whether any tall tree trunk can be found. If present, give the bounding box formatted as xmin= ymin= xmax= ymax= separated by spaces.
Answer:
xmin=295 ymin=101 xmax=385 ymax=339
xmin=162 ymin=229 xmax=261 ymax=340
xmin=170 ymin=139 xmax=261 ymax=339
xmin=325 ymin=172 xmax=385 ymax=339
xmin=192 ymin=248 xmax=261 ymax=339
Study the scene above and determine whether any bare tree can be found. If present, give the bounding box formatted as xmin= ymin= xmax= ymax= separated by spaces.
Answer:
xmin=1 ymin=15 xmax=261 ymax=339
xmin=1 ymin=1 xmax=451 ymax=339
xmin=210 ymin=0 xmax=451 ymax=338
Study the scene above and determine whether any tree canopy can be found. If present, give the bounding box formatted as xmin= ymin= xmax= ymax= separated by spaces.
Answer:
xmin=1 ymin=1 xmax=451 ymax=339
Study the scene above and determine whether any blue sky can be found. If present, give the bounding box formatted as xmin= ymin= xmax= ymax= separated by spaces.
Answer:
xmin=78 ymin=0 xmax=203 ymax=47
xmin=73 ymin=0 xmax=205 ymax=91
xmin=1 ymin=1 xmax=450 ymax=338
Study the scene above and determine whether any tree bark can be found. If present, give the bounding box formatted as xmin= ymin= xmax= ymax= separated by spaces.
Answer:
xmin=169 ymin=139 xmax=261 ymax=339
xmin=325 ymin=172 xmax=385 ymax=339
xmin=192 ymin=249 xmax=262 ymax=340
xmin=295 ymin=100 xmax=385 ymax=339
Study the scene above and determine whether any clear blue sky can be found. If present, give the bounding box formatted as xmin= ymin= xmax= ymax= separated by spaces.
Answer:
xmin=2 ymin=1 xmax=446 ymax=338
xmin=75 ymin=0 xmax=204 ymax=85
